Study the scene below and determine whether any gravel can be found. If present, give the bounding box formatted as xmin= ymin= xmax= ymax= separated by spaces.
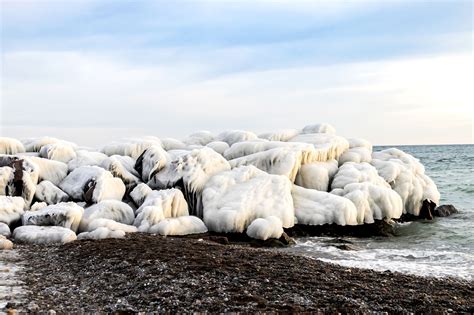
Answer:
xmin=4 ymin=233 xmax=473 ymax=313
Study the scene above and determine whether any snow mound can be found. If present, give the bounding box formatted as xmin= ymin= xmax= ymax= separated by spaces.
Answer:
xmin=22 ymin=202 xmax=84 ymax=232
xmin=149 ymin=216 xmax=207 ymax=236
xmin=202 ymin=165 xmax=294 ymax=233
xmin=0 ymin=137 xmax=25 ymax=154
xmin=292 ymin=185 xmax=358 ymax=226
xmin=295 ymin=159 xmax=339 ymax=191
xmin=80 ymin=200 xmax=135 ymax=232
xmin=35 ymin=180 xmax=69 ymax=205
xmin=13 ymin=226 xmax=77 ymax=244
xmin=0 ymin=196 xmax=25 ymax=225
xmin=246 ymin=216 xmax=283 ymax=240
xmin=371 ymin=148 xmax=440 ymax=216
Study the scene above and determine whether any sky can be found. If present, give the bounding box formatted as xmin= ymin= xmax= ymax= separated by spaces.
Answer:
xmin=0 ymin=0 xmax=472 ymax=146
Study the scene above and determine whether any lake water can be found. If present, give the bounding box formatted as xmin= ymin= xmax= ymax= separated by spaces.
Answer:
xmin=287 ymin=144 xmax=474 ymax=280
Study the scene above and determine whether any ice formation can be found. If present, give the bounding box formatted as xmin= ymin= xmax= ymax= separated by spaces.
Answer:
xmin=202 ymin=166 xmax=294 ymax=233
xmin=295 ymin=160 xmax=339 ymax=191
xmin=34 ymin=180 xmax=69 ymax=205
xmin=79 ymin=200 xmax=135 ymax=232
xmin=0 ymin=222 xmax=11 ymax=237
xmin=13 ymin=226 xmax=77 ymax=244
xmin=0 ymin=137 xmax=25 ymax=155
xmin=22 ymin=202 xmax=84 ymax=232
xmin=292 ymin=185 xmax=358 ymax=226
xmin=371 ymin=148 xmax=440 ymax=216
xmin=246 ymin=216 xmax=284 ymax=240
xmin=148 ymin=216 xmax=207 ymax=236
xmin=338 ymin=138 xmax=373 ymax=166
xmin=59 ymin=166 xmax=125 ymax=203
xmin=0 ymin=122 xmax=442 ymax=245
xmin=148 ymin=148 xmax=230 ymax=217
xmin=0 ymin=196 xmax=26 ymax=226
xmin=39 ymin=142 xmax=77 ymax=163
xmin=133 ymin=189 xmax=189 ymax=232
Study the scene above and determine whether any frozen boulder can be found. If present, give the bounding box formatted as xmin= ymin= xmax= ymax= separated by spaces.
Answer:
xmin=246 ymin=216 xmax=284 ymax=240
xmin=68 ymin=150 xmax=109 ymax=171
xmin=338 ymin=138 xmax=373 ymax=166
xmin=295 ymin=159 xmax=339 ymax=191
xmin=301 ymin=123 xmax=336 ymax=135
xmin=13 ymin=225 xmax=77 ymax=244
xmin=148 ymin=147 xmax=230 ymax=217
xmin=100 ymin=137 xmax=162 ymax=159
xmin=59 ymin=166 xmax=125 ymax=203
xmin=101 ymin=155 xmax=141 ymax=188
xmin=39 ymin=142 xmax=77 ymax=163
xmin=371 ymin=148 xmax=440 ymax=216
xmin=79 ymin=200 xmax=135 ymax=232
xmin=0 ymin=137 xmax=25 ymax=155
xmin=205 ymin=141 xmax=230 ymax=155
xmin=288 ymin=133 xmax=349 ymax=162
xmin=27 ymin=156 xmax=68 ymax=186
xmin=216 ymin=130 xmax=258 ymax=146
xmin=258 ymin=129 xmax=300 ymax=142
xmin=202 ymin=165 xmax=295 ymax=233
xmin=161 ymin=138 xmax=186 ymax=151
xmin=0 ymin=196 xmax=25 ymax=225
xmin=30 ymin=202 xmax=48 ymax=211
xmin=83 ymin=218 xmax=138 ymax=233
xmin=22 ymin=202 xmax=84 ymax=232
xmin=292 ymin=185 xmax=358 ymax=226
xmin=331 ymin=162 xmax=403 ymax=224
xmin=35 ymin=180 xmax=69 ymax=205
xmin=183 ymin=131 xmax=215 ymax=146
xmin=134 ymin=145 xmax=169 ymax=182
xmin=0 ymin=222 xmax=11 ymax=237
xmin=77 ymin=227 xmax=126 ymax=240
xmin=148 ymin=216 xmax=207 ymax=236
xmin=129 ymin=183 xmax=153 ymax=207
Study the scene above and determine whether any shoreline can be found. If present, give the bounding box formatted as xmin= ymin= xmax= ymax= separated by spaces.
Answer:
xmin=5 ymin=233 xmax=473 ymax=313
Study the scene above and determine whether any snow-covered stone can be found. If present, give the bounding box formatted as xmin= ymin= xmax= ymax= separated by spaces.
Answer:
xmin=35 ymin=180 xmax=69 ymax=205
xmin=22 ymin=202 xmax=84 ymax=232
xmin=0 ymin=222 xmax=11 ymax=237
xmin=295 ymin=159 xmax=339 ymax=191
xmin=246 ymin=216 xmax=284 ymax=240
xmin=0 ymin=137 xmax=25 ymax=155
xmin=13 ymin=226 xmax=77 ymax=244
xmin=148 ymin=216 xmax=207 ymax=236
xmin=0 ymin=196 xmax=25 ymax=226
xmin=79 ymin=200 xmax=135 ymax=232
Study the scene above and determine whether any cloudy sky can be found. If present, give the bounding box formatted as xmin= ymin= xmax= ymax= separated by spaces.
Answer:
xmin=1 ymin=0 xmax=472 ymax=146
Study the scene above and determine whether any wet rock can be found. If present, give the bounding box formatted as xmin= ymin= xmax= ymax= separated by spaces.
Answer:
xmin=250 ymin=232 xmax=295 ymax=247
xmin=418 ymin=199 xmax=436 ymax=220
xmin=287 ymin=219 xmax=395 ymax=237
xmin=434 ymin=204 xmax=458 ymax=217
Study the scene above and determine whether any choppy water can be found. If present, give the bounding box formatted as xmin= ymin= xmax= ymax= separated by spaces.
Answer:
xmin=287 ymin=144 xmax=474 ymax=280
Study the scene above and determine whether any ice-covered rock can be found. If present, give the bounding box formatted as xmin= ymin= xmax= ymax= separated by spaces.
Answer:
xmin=258 ymin=129 xmax=300 ymax=142
xmin=148 ymin=147 xmax=230 ymax=217
xmin=77 ymin=227 xmax=126 ymax=240
xmin=39 ymin=142 xmax=77 ymax=163
xmin=83 ymin=218 xmax=138 ymax=233
xmin=0 ymin=236 xmax=13 ymax=250
xmin=202 ymin=165 xmax=294 ymax=233
xmin=67 ymin=150 xmax=109 ymax=171
xmin=161 ymin=138 xmax=186 ymax=151
xmin=13 ymin=225 xmax=77 ymax=244
xmin=371 ymin=148 xmax=440 ymax=216
xmin=295 ymin=159 xmax=339 ymax=191
xmin=301 ymin=123 xmax=336 ymax=135
xmin=35 ymin=180 xmax=69 ymax=205
xmin=22 ymin=137 xmax=77 ymax=153
xmin=22 ymin=202 xmax=84 ymax=232
xmin=79 ymin=200 xmax=135 ymax=232
xmin=101 ymin=137 xmax=162 ymax=159
xmin=129 ymin=183 xmax=153 ymax=207
xmin=224 ymin=140 xmax=314 ymax=161
xmin=0 ymin=196 xmax=25 ymax=225
xmin=27 ymin=156 xmax=68 ymax=186
xmin=59 ymin=166 xmax=125 ymax=203
xmin=205 ymin=141 xmax=230 ymax=155
xmin=148 ymin=216 xmax=207 ymax=236
xmin=134 ymin=145 xmax=169 ymax=182
xmin=133 ymin=189 xmax=189 ymax=232
xmin=338 ymin=138 xmax=373 ymax=166
xmin=0 ymin=137 xmax=25 ymax=155
xmin=101 ymin=155 xmax=140 ymax=188
xmin=292 ymin=185 xmax=358 ymax=226
xmin=288 ymin=133 xmax=349 ymax=162
xmin=246 ymin=216 xmax=284 ymax=240
xmin=330 ymin=162 xmax=403 ymax=223
xmin=183 ymin=131 xmax=215 ymax=146
xmin=30 ymin=202 xmax=48 ymax=211
xmin=216 ymin=130 xmax=258 ymax=146
xmin=0 ymin=222 xmax=11 ymax=237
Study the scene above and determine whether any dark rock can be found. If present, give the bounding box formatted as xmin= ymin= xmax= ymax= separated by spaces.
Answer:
xmin=418 ymin=199 xmax=436 ymax=220
xmin=434 ymin=204 xmax=459 ymax=217
xmin=209 ymin=236 xmax=230 ymax=245
xmin=250 ymin=232 xmax=295 ymax=248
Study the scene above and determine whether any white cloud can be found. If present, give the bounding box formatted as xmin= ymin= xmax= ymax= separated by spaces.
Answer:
xmin=1 ymin=49 xmax=472 ymax=145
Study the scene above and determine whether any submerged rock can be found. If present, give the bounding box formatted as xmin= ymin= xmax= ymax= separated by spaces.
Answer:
xmin=434 ymin=204 xmax=459 ymax=217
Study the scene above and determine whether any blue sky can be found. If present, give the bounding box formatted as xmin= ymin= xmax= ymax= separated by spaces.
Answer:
xmin=1 ymin=0 xmax=472 ymax=145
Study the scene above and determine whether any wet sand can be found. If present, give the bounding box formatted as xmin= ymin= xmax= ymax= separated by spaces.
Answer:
xmin=4 ymin=233 xmax=473 ymax=313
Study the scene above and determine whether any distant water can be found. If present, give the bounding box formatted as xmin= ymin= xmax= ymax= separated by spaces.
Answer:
xmin=287 ymin=144 xmax=474 ymax=281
